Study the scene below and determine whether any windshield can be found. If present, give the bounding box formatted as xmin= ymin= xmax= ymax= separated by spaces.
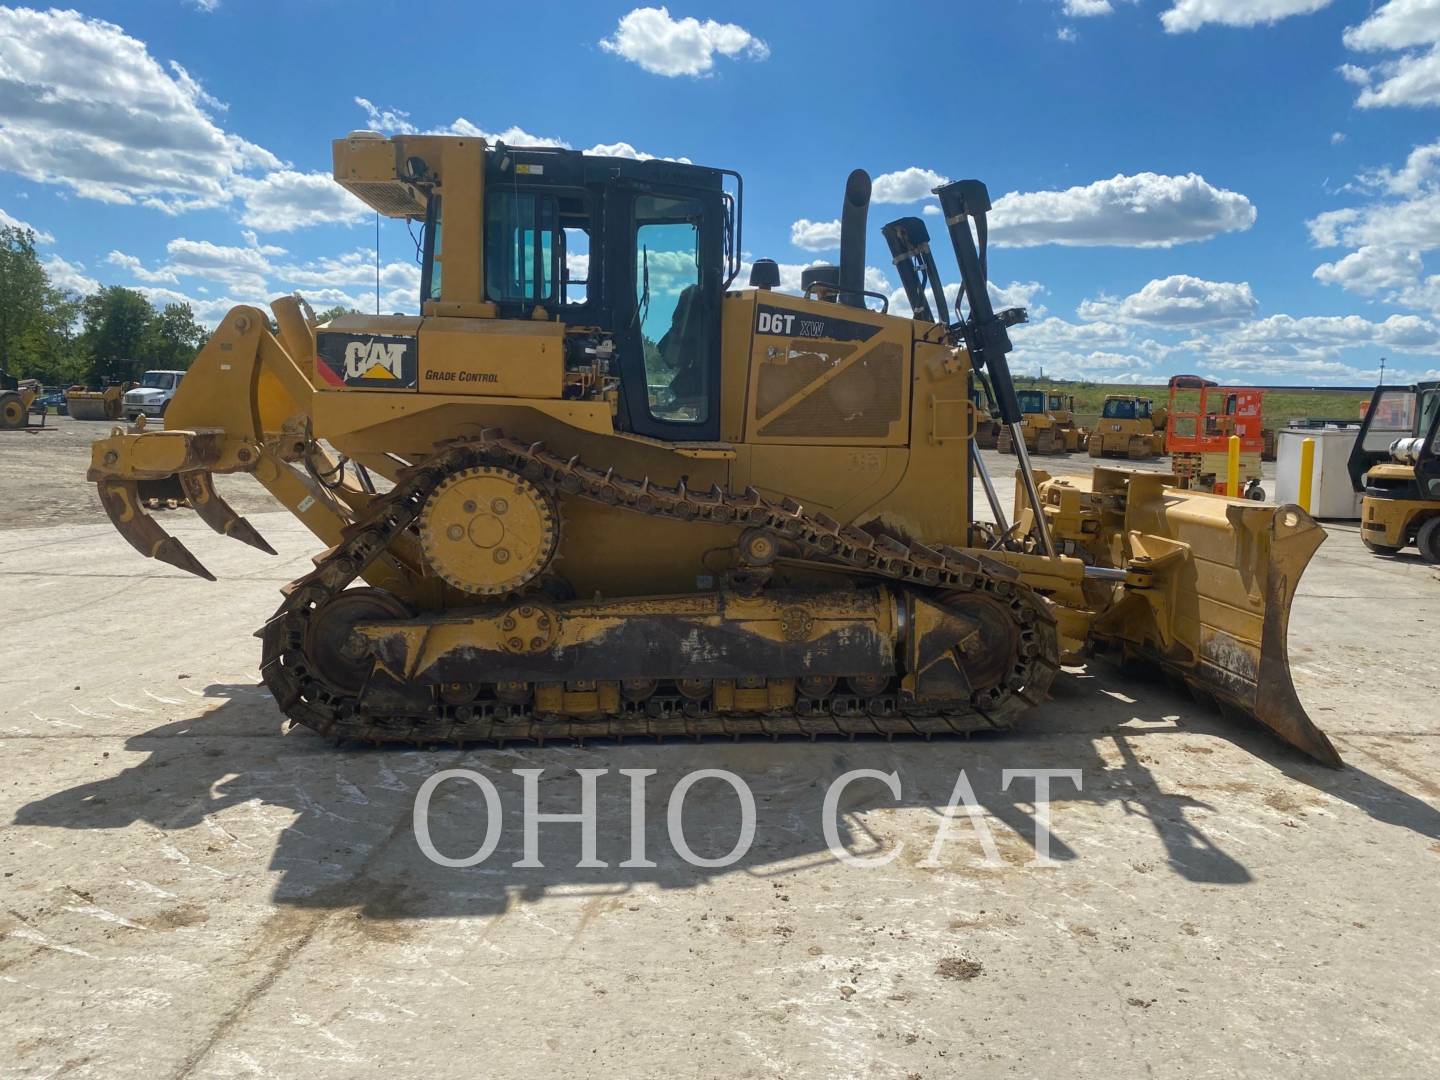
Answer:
xmin=1048 ymin=394 xmax=1066 ymax=411
xmin=1420 ymin=388 xmax=1440 ymax=437
xmin=1102 ymin=398 xmax=1137 ymax=419
xmin=1362 ymin=388 xmax=1418 ymax=452
xmin=139 ymin=372 xmax=176 ymax=389
xmin=1016 ymin=390 xmax=1045 ymax=414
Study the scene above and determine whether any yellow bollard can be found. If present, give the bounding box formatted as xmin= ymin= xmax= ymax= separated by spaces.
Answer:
xmin=1298 ymin=437 xmax=1316 ymax=515
xmin=1227 ymin=434 xmax=1240 ymax=497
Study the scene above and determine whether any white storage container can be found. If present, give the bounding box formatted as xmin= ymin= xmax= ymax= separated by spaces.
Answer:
xmin=1275 ymin=425 xmax=1362 ymax=519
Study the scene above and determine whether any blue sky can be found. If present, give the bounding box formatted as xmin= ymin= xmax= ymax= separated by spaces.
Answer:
xmin=2 ymin=1 xmax=1439 ymax=384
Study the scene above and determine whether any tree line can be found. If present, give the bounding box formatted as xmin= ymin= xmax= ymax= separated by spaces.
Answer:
xmin=1 ymin=225 xmax=210 ymax=386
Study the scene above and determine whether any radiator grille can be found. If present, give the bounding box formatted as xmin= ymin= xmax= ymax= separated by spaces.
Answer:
xmin=755 ymin=344 xmax=857 ymax=417
xmin=758 ymin=343 xmax=903 ymax=439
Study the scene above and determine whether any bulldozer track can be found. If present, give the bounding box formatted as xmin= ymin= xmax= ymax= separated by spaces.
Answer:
xmin=259 ymin=430 xmax=1060 ymax=745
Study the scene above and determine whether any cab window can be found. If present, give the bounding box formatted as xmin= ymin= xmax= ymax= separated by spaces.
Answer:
xmin=486 ymin=191 xmax=557 ymax=304
xmin=562 ymin=226 xmax=589 ymax=305
xmin=1016 ymin=390 xmax=1044 ymax=414
xmin=1362 ymin=389 xmax=1417 ymax=451
xmin=635 ymin=194 xmax=708 ymax=425
xmin=1103 ymin=398 xmax=1136 ymax=420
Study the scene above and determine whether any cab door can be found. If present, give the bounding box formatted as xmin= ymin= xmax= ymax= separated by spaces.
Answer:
xmin=606 ymin=182 xmax=723 ymax=441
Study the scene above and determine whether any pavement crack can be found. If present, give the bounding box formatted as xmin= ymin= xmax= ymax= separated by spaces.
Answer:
xmin=165 ymin=807 xmax=417 ymax=1079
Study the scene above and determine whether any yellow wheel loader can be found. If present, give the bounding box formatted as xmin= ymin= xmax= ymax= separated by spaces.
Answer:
xmin=84 ymin=132 xmax=1337 ymax=765
xmin=1348 ymin=380 xmax=1440 ymax=562
xmin=67 ymin=380 xmax=133 ymax=421
xmin=995 ymin=390 xmax=1070 ymax=455
xmin=1088 ymin=395 xmax=1166 ymax=459
xmin=1 ymin=376 xmax=42 ymax=430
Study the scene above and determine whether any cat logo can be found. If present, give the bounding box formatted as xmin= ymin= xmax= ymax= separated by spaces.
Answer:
xmin=316 ymin=331 xmax=418 ymax=389
xmin=344 ymin=339 xmax=408 ymax=381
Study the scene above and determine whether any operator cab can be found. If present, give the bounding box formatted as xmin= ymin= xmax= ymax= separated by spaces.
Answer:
xmin=418 ymin=146 xmax=740 ymax=442
xmin=1349 ymin=381 xmax=1440 ymax=495
xmin=1016 ymin=390 xmax=1045 ymax=415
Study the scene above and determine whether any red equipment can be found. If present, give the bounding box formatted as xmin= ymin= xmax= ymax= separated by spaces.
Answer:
xmin=1166 ymin=375 xmax=1266 ymax=499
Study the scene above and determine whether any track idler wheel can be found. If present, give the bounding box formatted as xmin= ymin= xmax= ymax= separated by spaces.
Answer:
xmin=303 ymin=588 xmax=412 ymax=693
xmin=945 ymin=592 xmax=1025 ymax=690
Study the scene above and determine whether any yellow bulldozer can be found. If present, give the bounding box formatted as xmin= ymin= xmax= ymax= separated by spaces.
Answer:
xmin=1043 ymin=390 xmax=1087 ymax=452
xmin=1087 ymin=394 xmax=1166 ymax=459
xmin=83 ymin=131 xmax=1337 ymax=765
xmin=995 ymin=389 xmax=1076 ymax=454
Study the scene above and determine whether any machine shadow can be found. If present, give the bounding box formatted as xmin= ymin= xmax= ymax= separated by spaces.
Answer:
xmin=15 ymin=669 xmax=1440 ymax=921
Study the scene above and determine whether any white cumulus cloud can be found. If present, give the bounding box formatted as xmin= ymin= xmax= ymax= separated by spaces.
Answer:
xmin=1077 ymin=275 xmax=1259 ymax=325
xmin=871 ymin=167 xmax=948 ymax=204
xmin=1339 ymin=0 xmax=1440 ymax=109
xmin=989 ymin=172 xmax=1256 ymax=248
xmin=1313 ymin=245 xmax=1424 ymax=296
xmin=42 ymin=254 xmax=99 ymax=295
xmin=1306 ymin=138 xmax=1440 ymax=315
xmin=0 ymin=7 xmax=280 ymax=213
xmin=233 ymin=171 xmax=370 ymax=233
xmin=599 ymin=6 xmax=769 ymax=77
xmin=0 ymin=207 xmax=53 ymax=243
xmin=789 ymin=219 xmax=842 ymax=251
xmin=1161 ymin=0 xmax=1332 ymax=34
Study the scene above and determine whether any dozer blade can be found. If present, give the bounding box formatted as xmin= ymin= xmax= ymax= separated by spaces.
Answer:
xmin=179 ymin=471 xmax=276 ymax=554
xmin=1098 ymin=477 xmax=1340 ymax=767
xmin=96 ymin=475 xmax=215 ymax=581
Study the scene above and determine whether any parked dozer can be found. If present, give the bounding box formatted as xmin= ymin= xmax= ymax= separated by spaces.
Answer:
xmin=83 ymin=131 xmax=1337 ymax=765
xmin=971 ymin=384 xmax=999 ymax=449
xmin=996 ymin=390 xmax=1073 ymax=454
xmin=1348 ymin=380 xmax=1440 ymax=562
xmin=1 ymin=375 xmax=42 ymax=430
xmin=1088 ymin=395 xmax=1165 ymax=459
xmin=1045 ymin=391 xmax=1088 ymax=452
xmin=67 ymin=380 xmax=133 ymax=421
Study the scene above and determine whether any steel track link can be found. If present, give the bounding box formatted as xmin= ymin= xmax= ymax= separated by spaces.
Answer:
xmin=259 ymin=432 xmax=1061 ymax=745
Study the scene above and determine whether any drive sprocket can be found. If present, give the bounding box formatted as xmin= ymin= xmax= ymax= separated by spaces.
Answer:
xmin=417 ymin=465 xmax=559 ymax=595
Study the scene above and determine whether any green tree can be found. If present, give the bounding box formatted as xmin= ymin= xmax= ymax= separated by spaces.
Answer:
xmin=21 ymin=290 xmax=84 ymax=385
xmin=0 ymin=225 xmax=86 ymax=383
xmin=0 ymin=225 xmax=51 ymax=377
xmin=315 ymin=304 xmax=359 ymax=323
xmin=80 ymin=286 xmax=155 ymax=383
xmin=144 ymin=301 xmax=208 ymax=370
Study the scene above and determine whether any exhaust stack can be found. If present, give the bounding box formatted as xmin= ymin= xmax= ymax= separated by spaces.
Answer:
xmin=837 ymin=169 xmax=871 ymax=309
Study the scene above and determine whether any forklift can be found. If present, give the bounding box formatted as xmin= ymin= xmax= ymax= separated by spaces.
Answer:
xmin=1347 ymin=380 xmax=1440 ymax=562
